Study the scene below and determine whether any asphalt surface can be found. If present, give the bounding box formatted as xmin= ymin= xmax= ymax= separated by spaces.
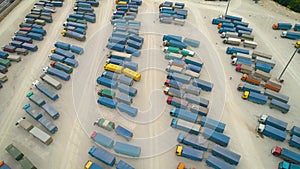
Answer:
xmin=0 ymin=0 xmax=300 ymax=168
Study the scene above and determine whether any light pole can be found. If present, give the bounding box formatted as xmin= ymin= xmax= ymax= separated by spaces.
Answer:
xmin=277 ymin=45 xmax=299 ymax=83
xmin=224 ymin=0 xmax=231 ymax=17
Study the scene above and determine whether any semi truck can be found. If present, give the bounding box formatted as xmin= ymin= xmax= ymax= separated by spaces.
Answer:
xmin=212 ymin=144 xmax=241 ymax=165
xmin=186 ymin=64 xmax=201 ymax=73
xmin=114 ymin=125 xmax=133 ymax=141
xmin=164 ymin=86 xmax=185 ymax=98
xmin=170 ymin=108 xmax=200 ymax=124
xmin=61 ymin=30 xmax=86 ymax=41
xmin=202 ymin=127 xmax=230 ymax=147
xmin=170 ymin=118 xmax=201 ymax=135
xmin=281 ymin=31 xmax=300 ymax=40
xmin=255 ymin=62 xmax=272 ymax=73
xmin=236 ymin=64 xmax=254 ymax=74
xmin=84 ymin=160 xmax=104 ymax=169
xmin=32 ymin=80 xmax=59 ymax=101
xmin=189 ymin=104 xmax=209 ymax=117
xmin=237 ymin=82 xmax=263 ymax=94
xmin=5 ymin=144 xmax=24 ymax=161
xmin=94 ymin=118 xmax=115 ymax=131
xmin=206 ymin=155 xmax=235 ymax=169
xmin=231 ymin=57 xmax=252 ymax=66
xmin=50 ymin=61 xmax=73 ymax=74
xmin=167 ymin=96 xmax=188 ymax=109
xmin=257 ymin=124 xmax=287 ymax=141
xmin=264 ymin=80 xmax=281 ymax=92
xmin=51 ymin=47 xmax=75 ymax=59
xmin=226 ymin=47 xmax=249 ymax=55
xmin=116 ymin=102 xmax=137 ymax=117
xmin=264 ymin=89 xmax=289 ymax=103
xmin=97 ymin=97 xmax=117 ymax=109
xmin=242 ymin=91 xmax=268 ymax=104
xmin=272 ymin=23 xmax=292 ymax=30
xmin=270 ymin=99 xmax=290 ymax=114
xmin=113 ymin=142 xmax=141 ymax=157
xmin=26 ymin=92 xmax=59 ymax=119
xmin=272 ymin=146 xmax=300 ymax=164
xmin=88 ymin=146 xmax=116 ymax=166
xmin=258 ymin=114 xmax=288 ymax=131
xmin=40 ymin=73 xmax=61 ymax=90
xmin=101 ymin=71 xmax=118 ymax=80
xmin=164 ymin=79 xmax=183 ymax=89
xmin=177 ymin=133 xmax=209 ymax=151
xmin=184 ymin=56 xmax=203 ymax=67
xmin=223 ymin=37 xmax=241 ymax=45
xmin=43 ymin=67 xmax=70 ymax=81
xmin=165 ymin=65 xmax=183 ymax=73
xmin=0 ymin=161 xmax=11 ymax=169
xmin=91 ymin=131 xmax=114 ymax=149
xmin=241 ymin=74 xmax=262 ymax=85
xmin=98 ymin=89 xmax=115 ymax=99
xmin=176 ymin=145 xmax=204 ymax=161
xmin=192 ymin=78 xmax=213 ymax=92
xmin=15 ymin=117 xmax=53 ymax=145
xmin=163 ymin=40 xmax=187 ymax=49
xmin=108 ymin=51 xmax=132 ymax=61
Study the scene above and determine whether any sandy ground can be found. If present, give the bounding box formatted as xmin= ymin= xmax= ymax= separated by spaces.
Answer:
xmin=0 ymin=0 xmax=300 ymax=168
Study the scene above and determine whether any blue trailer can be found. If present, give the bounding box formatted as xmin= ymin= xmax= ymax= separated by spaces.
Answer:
xmin=117 ymin=83 xmax=137 ymax=97
xmin=52 ymin=48 xmax=75 ymax=59
xmin=206 ymin=155 xmax=235 ymax=169
xmin=64 ymin=58 xmax=78 ymax=68
xmin=170 ymin=118 xmax=201 ymax=135
xmin=294 ymin=24 xmax=300 ymax=31
xmin=12 ymin=36 xmax=32 ymax=43
xmin=116 ymin=160 xmax=134 ymax=169
xmin=163 ymin=34 xmax=182 ymax=42
xmin=226 ymin=47 xmax=249 ymax=55
xmin=26 ymin=91 xmax=45 ymax=106
xmin=278 ymin=161 xmax=300 ymax=169
xmin=115 ymin=125 xmax=133 ymax=141
xmin=236 ymin=25 xmax=253 ymax=33
xmin=127 ymin=40 xmax=142 ymax=49
xmin=200 ymin=116 xmax=226 ymax=133
xmin=281 ymin=31 xmax=300 ymax=40
xmin=128 ymin=35 xmax=144 ymax=43
xmin=114 ymin=142 xmax=141 ymax=157
xmin=243 ymin=91 xmax=267 ymax=104
xmin=170 ymin=108 xmax=199 ymax=123
xmin=269 ymin=99 xmax=290 ymax=114
xmin=184 ymin=93 xmax=209 ymax=108
xmin=91 ymin=131 xmax=114 ymax=149
xmin=125 ymin=46 xmax=141 ymax=57
xmin=264 ymin=89 xmax=289 ymax=103
xmin=115 ymin=93 xmax=132 ymax=105
xmin=111 ymin=31 xmax=128 ymax=38
xmin=84 ymin=15 xmax=96 ymax=23
xmin=167 ymin=96 xmax=188 ymax=109
xmin=289 ymin=135 xmax=300 ymax=150
xmin=101 ymin=71 xmax=118 ymax=80
xmin=167 ymin=72 xmax=191 ymax=84
xmin=220 ymin=22 xmax=235 ymax=29
xmin=107 ymin=58 xmax=123 ymax=65
xmin=124 ymin=62 xmax=138 ymax=71
xmin=109 ymin=36 xmax=127 ymax=45
xmin=164 ymin=40 xmax=187 ymax=49
xmin=63 ymin=22 xmax=87 ymax=30
xmin=233 ymin=20 xmax=249 ymax=27
xmin=186 ymin=64 xmax=201 ymax=73
xmin=218 ymin=27 xmax=236 ymax=34
xmin=118 ymin=74 xmax=134 ymax=86
xmin=41 ymin=103 xmax=60 ymax=120
xmin=273 ymin=23 xmax=293 ymax=30
xmin=232 ymin=58 xmax=253 ymax=66
xmin=27 ymin=32 xmax=43 ymax=41
xmin=212 ymin=144 xmax=241 ymax=165
xmin=43 ymin=67 xmax=70 ymax=81
xmin=32 ymin=80 xmax=59 ymax=101
xmin=189 ymin=104 xmax=208 ymax=117
xmin=257 ymin=124 xmax=287 ymax=141
xmin=48 ymin=53 xmax=65 ymax=62
xmin=211 ymin=18 xmax=231 ymax=25
xmin=258 ymin=115 xmax=288 ymax=131
xmin=192 ymin=78 xmax=213 ymax=92
xmin=54 ymin=41 xmax=70 ymax=50
xmin=88 ymin=146 xmax=116 ymax=166
xmin=62 ymin=30 xmax=86 ymax=41
xmin=202 ymin=127 xmax=230 ymax=147
xmin=184 ymin=56 xmax=203 ymax=67
xmin=224 ymin=15 xmax=242 ymax=21
xmin=116 ymin=102 xmax=137 ymax=117
xmin=183 ymin=37 xmax=200 ymax=48
xmin=255 ymin=62 xmax=272 ymax=73
xmin=0 ymin=51 xmax=9 ymax=59
xmin=177 ymin=133 xmax=209 ymax=151
xmin=176 ymin=145 xmax=204 ymax=161
xmin=96 ymin=77 xmax=118 ymax=89
xmin=291 ymin=126 xmax=300 ymax=137
xmin=70 ymin=45 xmax=84 ymax=54
xmin=164 ymin=86 xmax=185 ymax=98
xmin=37 ymin=116 xmax=58 ymax=134
xmin=97 ymin=97 xmax=117 ymax=109
xmin=165 ymin=79 xmax=183 ymax=89
xmin=106 ymin=43 xmax=125 ymax=52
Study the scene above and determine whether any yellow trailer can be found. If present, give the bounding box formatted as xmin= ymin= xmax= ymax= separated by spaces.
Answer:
xmin=104 ymin=63 xmax=123 ymax=74
xmin=123 ymin=68 xmax=141 ymax=81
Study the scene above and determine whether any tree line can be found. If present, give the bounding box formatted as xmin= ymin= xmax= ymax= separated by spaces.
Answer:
xmin=274 ymin=0 xmax=300 ymax=13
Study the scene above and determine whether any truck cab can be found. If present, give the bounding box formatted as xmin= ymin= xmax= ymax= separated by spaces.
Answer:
xmin=242 ymin=91 xmax=249 ymax=99
xmin=176 ymin=145 xmax=183 ymax=156
xmin=272 ymin=146 xmax=282 ymax=156
xmin=256 ymin=124 xmax=265 ymax=133
xmin=163 ymin=87 xmax=170 ymax=95
xmin=258 ymin=114 xmax=268 ymax=123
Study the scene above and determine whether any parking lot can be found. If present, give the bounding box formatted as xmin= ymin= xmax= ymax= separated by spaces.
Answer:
xmin=0 ymin=0 xmax=300 ymax=168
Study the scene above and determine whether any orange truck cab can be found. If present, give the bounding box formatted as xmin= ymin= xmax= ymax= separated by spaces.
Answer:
xmin=241 ymin=74 xmax=262 ymax=85
xmin=177 ymin=162 xmax=185 ymax=169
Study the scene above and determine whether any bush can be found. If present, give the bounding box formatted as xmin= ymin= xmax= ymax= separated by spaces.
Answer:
xmin=273 ymin=0 xmax=300 ymax=13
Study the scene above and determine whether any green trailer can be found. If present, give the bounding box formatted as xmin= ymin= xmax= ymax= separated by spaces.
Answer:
xmin=5 ymin=144 xmax=24 ymax=161
xmin=0 ymin=58 xmax=11 ymax=67
xmin=98 ymin=89 xmax=115 ymax=99
xmin=164 ymin=46 xmax=180 ymax=53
